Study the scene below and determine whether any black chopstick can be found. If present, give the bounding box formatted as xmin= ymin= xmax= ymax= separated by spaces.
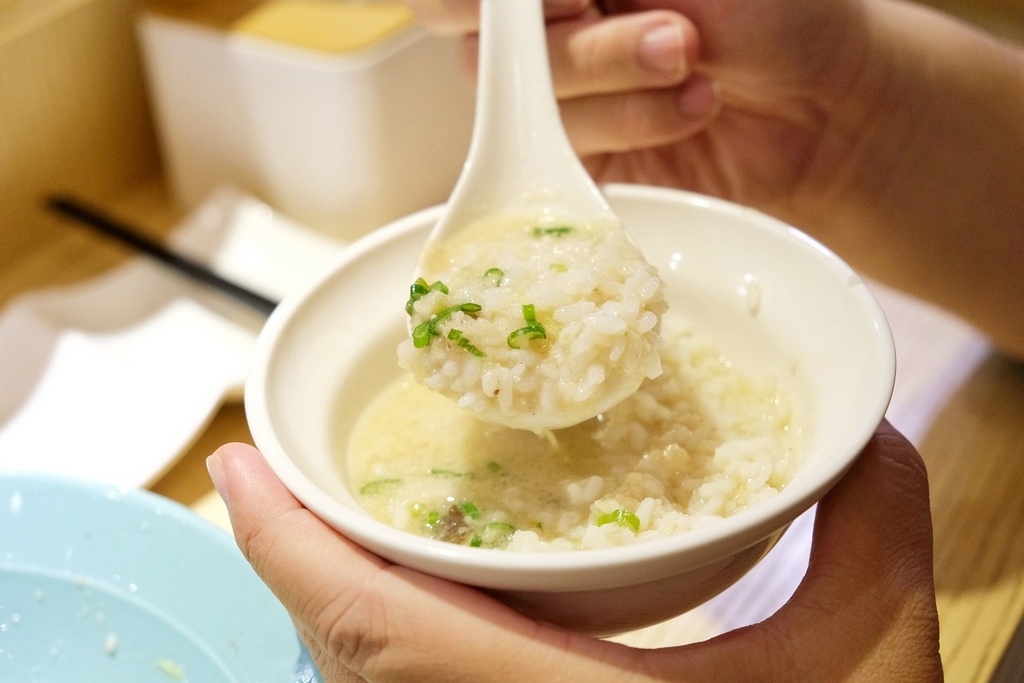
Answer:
xmin=45 ymin=195 xmax=279 ymax=316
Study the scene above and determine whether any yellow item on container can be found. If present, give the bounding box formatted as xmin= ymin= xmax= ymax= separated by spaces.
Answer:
xmin=143 ymin=1 xmax=265 ymax=29
xmin=231 ymin=1 xmax=415 ymax=53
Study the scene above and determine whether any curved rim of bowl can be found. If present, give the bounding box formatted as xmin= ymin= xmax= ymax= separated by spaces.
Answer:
xmin=0 ymin=469 xmax=302 ymax=673
xmin=245 ymin=184 xmax=896 ymax=585
xmin=0 ymin=468 xmax=231 ymax=541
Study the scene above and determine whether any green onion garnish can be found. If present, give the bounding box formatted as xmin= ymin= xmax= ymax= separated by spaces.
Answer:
xmin=532 ymin=225 xmax=573 ymax=237
xmin=411 ymin=320 xmax=434 ymax=348
xmin=508 ymin=325 xmax=545 ymax=348
xmin=458 ymin=501 xmax=482 ymax=519
xmin=447 ymin=329 xmax=485 ymax=357
xmin=507 ymin=303 xmax=547 ymax=348
xmin=596 ymin=509 xmax=641 ymax=532
xmin=480 ymin=522 xmax=516 ymax=546
xmin=405 ymin=278 xmax=449 ymax=315
xmin=483 ymin=267 xmax=504 ymax=286
xmin=429 ymin=468 xmax=468 ymax=478
xmin=412 ymin=302 xmax=483 ymax=348
xmin=358 ymin=478 xmax=402 ymax=496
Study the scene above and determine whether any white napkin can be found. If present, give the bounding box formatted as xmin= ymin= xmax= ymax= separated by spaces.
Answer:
xmin=0 ymin=188 xmax=344 ymax=488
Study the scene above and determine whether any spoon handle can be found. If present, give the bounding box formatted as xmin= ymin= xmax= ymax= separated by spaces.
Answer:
xmin=474 ymin=0 xmax=566 ymax=165
xmin=445 ymin=0 xmax=610 ymax=226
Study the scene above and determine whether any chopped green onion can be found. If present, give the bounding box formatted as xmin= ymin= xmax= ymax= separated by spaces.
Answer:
xmin=596 ymin=509 xmax=641 ymax=532
xmin=532 ymin=225 xmax=574 ymax=237
xmin=469 ymin=535 xmax=483 ymax=547
xmin=483 ymin=267 xmax=504 ymax=286
xmin=508 ymin=324 xmax=546 ymax=348
xmin=429 ymin=468 xmax=468 ymax=478
xmin=358 ymin=478 xmax=402 ymax=495
xmin=458 ymin=501 xmax=482 ymax=519
xmin=447 ymin=329 xmax=485 ymax=357
xmin=405 ymin=278 xmax=448 ymax=315
xmin=507 ymin=303 xmax=547 ymax=348
xmin=408 ymin=279 xmax=429 ymax=299
xmin=411 ymin=320 xmax=435 ymax=348
xmin=411 ymin=302 xmax=483 ymax=348
xmin=480 ymin=522 xmax=516 ymax=546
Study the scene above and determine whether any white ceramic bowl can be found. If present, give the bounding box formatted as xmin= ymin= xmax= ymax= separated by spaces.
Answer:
xmin=245 ymin=184 xmax=895 ymax=635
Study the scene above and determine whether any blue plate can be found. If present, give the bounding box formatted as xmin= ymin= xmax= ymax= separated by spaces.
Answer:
xmin=0 ymin=471 xmax=313 ymax=682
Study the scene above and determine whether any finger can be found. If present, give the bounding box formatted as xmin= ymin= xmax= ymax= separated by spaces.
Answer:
xmin=210 ymin=444 xmax=415 ymax=679
xmin=794 ymin=421 xmax=937 ymax=679
xmin=459 ymin=11 xmax=700 ymax=98
xmin=408 ymin=0 xmax=592 ymax=36
xmin=549 ymin=11 xmax=700 ymax=97
xmin=294 ymin=623 xmax=368 ymax=683
xmin=564 ymin=74 xmax=720 ymax=157
xmin=802 ymin=421 xmax=936 ymax=616
xmin=782 ymin=420 xmax=941 ymax=679
xmin=208 ymin=443 xmax=386 ymax=679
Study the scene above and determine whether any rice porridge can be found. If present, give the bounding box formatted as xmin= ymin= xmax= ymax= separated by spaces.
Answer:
xmin=398 ymin=213 xmax=665 ymax=431
xmin=348 ymin=315 xmax=798 ymax=551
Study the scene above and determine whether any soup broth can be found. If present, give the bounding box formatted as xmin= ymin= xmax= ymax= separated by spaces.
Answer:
xmin=346 ymin=315 xmax=799 ymax=551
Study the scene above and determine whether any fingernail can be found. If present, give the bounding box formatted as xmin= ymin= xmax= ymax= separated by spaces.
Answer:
xmin=639 ymin=23 xmax=685 ymax=77
xmin=677 ymin=75 xmax=718 ymax=119
xmin=206 ymin=453 xmax=230 ymax=510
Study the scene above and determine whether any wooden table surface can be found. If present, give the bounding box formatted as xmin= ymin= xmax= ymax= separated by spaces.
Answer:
xmin=2 ymin=179 xmax=1022 ymax=682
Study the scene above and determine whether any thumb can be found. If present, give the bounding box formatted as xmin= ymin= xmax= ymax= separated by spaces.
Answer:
xmin=207 ymin=443 xmax=382 ymax=681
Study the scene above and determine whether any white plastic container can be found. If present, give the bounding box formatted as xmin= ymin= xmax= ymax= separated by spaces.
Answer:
xmin=137 ymin=1 xmax=474 ymax=242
